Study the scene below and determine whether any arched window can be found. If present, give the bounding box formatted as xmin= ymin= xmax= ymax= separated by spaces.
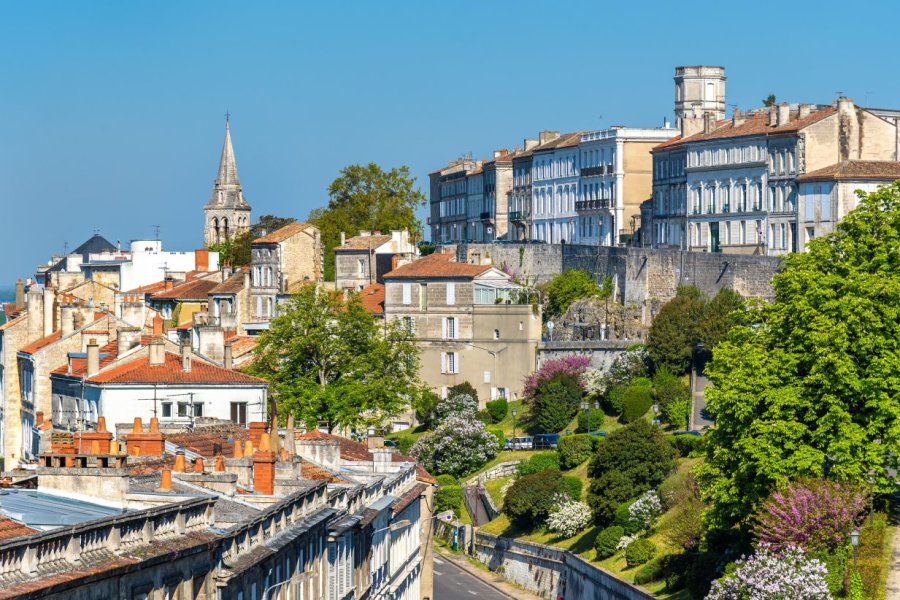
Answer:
xmin=222 ymin=217 xmax=229 ymax=239
xmin=212 ymin=217 xmax=220 ymax=243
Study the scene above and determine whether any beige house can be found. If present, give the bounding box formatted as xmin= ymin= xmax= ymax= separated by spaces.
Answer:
xmin=335 ymin=230 xmax=417 ymax=292
xmin=383 ymin=252 xmax=541 ymax=405
xmin=247 ymin=222 xmax=322 ymax=332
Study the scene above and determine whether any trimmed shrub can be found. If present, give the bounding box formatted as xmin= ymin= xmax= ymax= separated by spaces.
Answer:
xmin=614 ymin=503 xmax=642 ymax=535
xmin=485 ymin=426 xmax=505 ymax=453
xmin=561 ymin=475 xmax=583 ymax=501
xmin=557 ymin=434 xmax=595 ymax=470
xmin=594 ymin=525 xmax=624 ymax=558
xmin=625 ymin=538 xmax=656 ymax=568
xmin=475 ymin=409 xmax=493 ymax=425
xmin=621 ymin=382 xmax=653 ymax=423
xmin=633 ymin=556 xmax=666 ymax=584
xmin=503 ymin=469 xmax=565 ymax=527
xmin=517 ymin=451 xmax=560 ymax=477
xmin=485 ymin=398 xmax=508 ymax=423
xmin=434 ymin=485 xmax=464 ymax=515
xmin=447 ymin=381 xmax=479 ymax=405
xmin=435 ymin=474 xmax=458 ymax=487
xmin=670 ymin=433 xmax=702 ymax=457
xmin=576 ymin=409 xmax=606 ymax=433
xmin=528 ymin=372 xmax=583 ymax=433
xmin=603 ymin=384 xmax=627 ymax=414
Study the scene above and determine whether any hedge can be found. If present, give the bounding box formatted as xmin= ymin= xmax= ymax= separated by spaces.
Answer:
xmin=435 ymin=485 xmax=464 ymax=515
xmin=435 ymin=474 xmax=458 ymax=487
xmin=561 ymin=475 xmax=583 ymax=501
xmin=594 ymin=525 xmax=624 ymax=558
xmin=485 ymin=398 xmax=508 ymax=423
xmin=625 ymin=538 xmax=656 ymax=568
xmin=557 ymin=434 xmax=595 ymax=470
xmin=516 ymin=451 xmax=560 ymax=477
xmin=621 ymin=383 xmax=653 ymax=423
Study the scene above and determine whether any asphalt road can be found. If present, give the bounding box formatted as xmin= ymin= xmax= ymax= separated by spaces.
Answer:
xmin=432 ymin=556 xmax=513 ymax=600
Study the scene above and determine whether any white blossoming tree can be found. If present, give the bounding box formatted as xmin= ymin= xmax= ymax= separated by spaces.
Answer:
xmin=546 ymin=494 xmax=592 ymax=539
xmin=706 ymin=544 xmax=830 ymax=600
xmin=409 ymin=414 xmax=499 ymax=478
xmin=629 ymin=490 xmax=664 ymax=530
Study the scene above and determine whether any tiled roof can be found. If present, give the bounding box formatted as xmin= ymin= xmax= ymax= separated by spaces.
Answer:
xmin=167 ymin=428 xmax=247 ymax=458
xmin=209 ymin=270 xmax=247 ymax=294
xmin=150 ymin=278 xmax=220 ymax=301
xmin=252 ymin=222 xmax=312 ymax=244
xmin=0 ymin=515 xmax=38 ymax=541
xmin=796 ymin=160 xmax=900 ymax=182
xmin=532 ymin=132 xmax=582 ymax=153
xmin=337 ymin=235 xmax=392 ymax=251
xmin=358 ymin=283 xmax=384 ymax=316
xmin=18 ymin=331 xmax=62 ymax=355
xmin=296 ymin=430 xmax=435 ymax=484
xmin=3 ymin=303 xmax=23 ymax=320
xmin=392 ymin=482 xmax=427 ymax=514
xmin=0 ymin=314 xmax=26 ymax=332
xmin=228 ymin=335 xmax=258 ymax=358
xmin=382 ymin=252 xmax=491 ymax=279
xmin=300 ymin=460 xmax=348 ymax=483
xmin=85 ymin=351 xmax=267 ymax=385
xmin=51 ymin=336 xmax=153 ymax=378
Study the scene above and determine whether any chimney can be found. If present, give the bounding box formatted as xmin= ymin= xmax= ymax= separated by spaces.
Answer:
xmin=126 ymin=416 xmax=165 ymax=456
xmin=36 ymin=411 xmax=44 ymax=427
xmin=732 ymin=109 xmax=745 ymax=128
xmin=340 ymin=232 xmax=346 ymax=246
xmin=194 ymin=457 xmax=205 ymax=473
xmin=538 ymin=130 xmax=560 ymax=145
xmin=26 ymin=286 xmax=43 ymax=341
xmin=42 ymin=287 xmax=54 ymax=337
xmin=776 ymin=103 xmax=790 ymax=127
xmin=195 ymin=249 xmax=209 ymax=272
xmin=181 ymin=341 xmax=191 ymax=373
xmin=798 ymin=103 xmax=813 ymax=119
xmin=160 ymin=469 xmax=172 ymax=492
xmin=224 ymin=341 xmax=233 ymax=369
xmin=86 ymin=338 xmax=100 ymax=377
xmin=838 ymin=96 xmax=855 ymax=117
xmin=197 ymin=326 xmax=224 ymax=361
xmin=768 ymin=107 xmax=778 ymax=127
xmin=152 ymin=312 xmax=163 ymax=336
xmin=164 ymin=277 xmax=174 ymax=291
xmin=14 ymin=279 xmax=24 ymax=311
xmin=61 ymin=305 xmax=76 ymax=337
xmin=284 ymin=414 xmax=296 ymax=457
xmin=233 ymin=440 xmax=243 ymax=459
xmin=253 ymin=433 xmax=276 ymax=495
xmin=367 ymin=432 xmax=385 ymax=449
xmin=703 ymin=112 xmax=716 ymax=134
xmin=174 ymin=451 xmax=186 ymax=473
xmin=372 ymin=448 xmax=393 ymax=473
xmin=244 ymin=440 xmax=254 ymax=456
xmin=149 ymin=337 xmax=165 ymax=365
xmin=524 ymin=138 xmax=539 ymax=151
xmin=117 ymin=327 xmax=141 ymax=357
xmin=243 ymin=268 xmax=250 ymax=290
xmin=215 ymin=455 xmax=225 ymax=472
xmin=109 ymin=439 xmax=119 ymax=454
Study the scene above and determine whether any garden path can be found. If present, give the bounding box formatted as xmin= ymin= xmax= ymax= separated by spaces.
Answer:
xmin=886 ymin=497 xmax=900 ymax=599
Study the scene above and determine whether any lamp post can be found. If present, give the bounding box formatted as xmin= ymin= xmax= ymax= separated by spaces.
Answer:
xmin=581 ymin=399 xmax=599 ymax=434
xmin=511 ymin=409 xmax=518 ymax=443
xmin=547 ymin=320 xmax=554 ymax=342
xmin=868 ymin=471 xmax=876 ymax=527
xmin=850 ymin=529 xmax=860 ymax=572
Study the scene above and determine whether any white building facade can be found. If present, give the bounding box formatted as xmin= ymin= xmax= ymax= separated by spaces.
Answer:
xmin=530 ymin=133 xmax=581 ymax=244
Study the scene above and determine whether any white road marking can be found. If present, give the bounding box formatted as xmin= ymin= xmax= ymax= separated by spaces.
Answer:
xmin=467 ymin=590 xmax=478 ymax=595
xmin=434 ymin=570 xmax=442 ymax=576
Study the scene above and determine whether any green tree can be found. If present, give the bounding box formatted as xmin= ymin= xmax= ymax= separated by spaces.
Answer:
xmin=208 ymin=231 xmax=252 ymax=267
xmin=698 ymin=288 xmax=745 ymax=350
xmin=698 ymin=183 xmax=900 ymax=532
xmin=309 ymin=163 xmax=425 ymax=281
xmin=447 ymin=381 xmax=479 ymax=405
xmin=762 ymin=94 xmax=776 ymax=107
xmin=529 ymin=373 xmax=583 ymax=433
xmin=250 ymin=215 xmax=296 ymax=238
xmin=652 ymin=367 xmax=691 ymax=428
xmin=249 ymin=284 xmax=421 ymax=432
xmin=647 ymin=286 xmax=706 ymax=374
xmin=542 ymin=269 xmax=611 ymax=318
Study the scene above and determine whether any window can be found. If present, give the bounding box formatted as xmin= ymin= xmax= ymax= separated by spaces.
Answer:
xmin=402 ymin=316 xmax=416 ymax=334
xmin=806 ymin=227 xmax=815 ymax=244
xmin=402 ymin=283 xmax=411 ymax=305
xmin=446 ymin=282 xmax=455 ymax=305
xmin=444 ymin=317 xmax=456 ymax=339
xmin=441 ymin=352 xmax=459 ymax=374
xmin=519 ymin=320 xmax=524 ymax=331
xmin=177 ymin=402 xmax=201 ymax=418
xmin=161 ymin=402 xmax=172 ymax=418
xmin=357 ymin=258 xmax=366 ymax=276
xmin=820 ymin=185 xmax=832 ymax=221
xmin=494 ymin=329 xmax=500 ymax=340
xmin=419 ymin=283 xmax=428 ymax=310
xmin=231 ymin=402 xmax=248 ymax=425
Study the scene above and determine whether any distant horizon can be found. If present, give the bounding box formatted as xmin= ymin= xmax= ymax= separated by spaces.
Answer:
xmin=3 ymin=2 xmax=899 ymax=283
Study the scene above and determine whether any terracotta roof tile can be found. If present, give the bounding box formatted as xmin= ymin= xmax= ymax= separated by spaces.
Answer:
xmin=358 ymin=283 xmax=384 ymax=316
xmin=796 ymin=160 xmax=900 ymax=182
xmin=252 ymin=222 xmax=312 ymax=244
xmin=228 ymin=335 xmax=258 ymax=358
xmin=51 ymin=336 xmax=154 ymax=378
xmin=209 ymin=270 xmax=247 ymax=294
xmin=150 ymin=278 xmax=220 ymax=301
xmin=296 ymin=430 xmax=435 ymax=483
xmin=383 ymin=252 xmax=492 ymax=279
xmin=337 ymin=235 xmax=392 ymax=251
xmin=18 ymin=331 xmax=62 ymax=355
xmin=392 ymin=483 xmax=427 ymax=514
xmin=85 ymin=352 xmax=267 ymax=385
xmin=0 ymin=515 xmax=38 ymax=541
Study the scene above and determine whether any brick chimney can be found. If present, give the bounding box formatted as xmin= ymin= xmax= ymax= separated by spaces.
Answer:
xmin=195 ymin=249 xmax=209 ymax=272
xmin=149 ymin=336 xmax=165 ymax=366
xmin=248 ymin=422 xmax=268 ymax=448
xmin=253 ymin=432 xmax=276 ymax=495
xmin=74 ymin=415 xmax=113 ymax=454
xmin=126 ymin=416 xmax=165 ymax=456
xmin=86 ymin=338 xmax=100 ymax=377
xmin=152 ymin=312 xmax=163 ymax=336
xmin=14 ymin=279 xmax=24 ymax=311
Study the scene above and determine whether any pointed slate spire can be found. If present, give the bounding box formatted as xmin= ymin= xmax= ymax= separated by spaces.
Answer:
xmin=216 ymin=117 xmax=241 ymax=187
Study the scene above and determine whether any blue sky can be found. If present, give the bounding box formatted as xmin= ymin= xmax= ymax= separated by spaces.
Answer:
xmin=0 ymin=1 xmax=894 ymax=283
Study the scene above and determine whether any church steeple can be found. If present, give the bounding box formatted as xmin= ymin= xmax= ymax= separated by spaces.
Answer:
xmin=204 ymin=116 xmax=252 ymax=247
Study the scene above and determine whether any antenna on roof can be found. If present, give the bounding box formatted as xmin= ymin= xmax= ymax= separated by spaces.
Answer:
xmin=154 ymin=225 xmax=160 ymax=240
xmin=63 ymin=241 xmax=68 ymax=255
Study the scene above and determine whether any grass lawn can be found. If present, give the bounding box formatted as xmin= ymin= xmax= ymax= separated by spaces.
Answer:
xmin=484 ymin=475 xmax=514 ymax=508
xmin=495 ymin=400 xmax=529 ymax=437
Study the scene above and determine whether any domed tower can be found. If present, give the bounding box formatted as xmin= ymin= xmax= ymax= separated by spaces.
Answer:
xmin=674 ymin=66 xmax=726 ymax=135
xmin=204 ymin=116 xmax=252 ymax=247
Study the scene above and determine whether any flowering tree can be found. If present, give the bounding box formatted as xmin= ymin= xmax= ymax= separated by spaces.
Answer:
xmin=629 ymin=490 xmax=664 ymax=530
xmin=582 ymin=368 xmax=606 ymax=397
xmin=546 ymin=495 xmax=592 ymax=538
xmin=433 ymin=393 xmax=477 ymax=425
xmin=754 ymin=478 xmax=866 ymax=551
xmin=706 ymin=544 xmax=830 ymax=600
xmin=524 ymin=355 xmax=591 ymax=400
xmin=409 ymin=414 xmax=498 ymax=478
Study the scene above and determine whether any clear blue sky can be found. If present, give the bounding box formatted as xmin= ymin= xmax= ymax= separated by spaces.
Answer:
xmin=1 ymin=1 xmax=895 ymax=283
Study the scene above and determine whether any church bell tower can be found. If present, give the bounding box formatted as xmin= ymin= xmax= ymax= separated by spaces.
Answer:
xmin=204 ymin=116 xmax=252 ymax=247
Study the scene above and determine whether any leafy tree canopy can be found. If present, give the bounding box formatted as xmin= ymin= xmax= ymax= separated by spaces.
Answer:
xmin=762 ymin=93 xmax=776 ymax=107
xmin=308 ymin=163 xmax=425 ymax=280
xmin=542 ymin=269 xmax=611 ymax=319
xmin=251 ymin=215 xmax=297 ymax=238
xmin=208 ymin=215 xmax=296 ymax=267
xmin=698 ymin=183 xmax=900 ymax=531
xmin=248 ymin=284 xmax=421 ymax=432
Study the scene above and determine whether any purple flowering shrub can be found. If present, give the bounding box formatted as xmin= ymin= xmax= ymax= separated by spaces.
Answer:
xmin=409 ymin=414 xmax=499 ymax=478
xmin=753 ymin=478 xmax=866 ymax=551
xmin=706 ymin=544 xmax=829 ymax=600
xmin=523 ymin=355 xmax=591 ymax=400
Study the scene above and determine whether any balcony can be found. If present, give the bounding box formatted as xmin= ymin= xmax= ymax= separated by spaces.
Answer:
xmin=580 ymin=165 xmax=607 ymax=177
xmin=575 ymin=199 xmax=610 ymax=212
xmin=510 ymin=211 xmax=529 ymax=223
xmin=480 ymin=211 xmax=494 ymax=224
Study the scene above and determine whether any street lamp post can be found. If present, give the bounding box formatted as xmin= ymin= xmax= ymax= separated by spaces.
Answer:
xmin=850 ymin=529 xmax=860 ymax=572
xmin=511 ymin=409 xmax=518 ymax=443
xmin=580 ymin=399 xmax=599 ymax=434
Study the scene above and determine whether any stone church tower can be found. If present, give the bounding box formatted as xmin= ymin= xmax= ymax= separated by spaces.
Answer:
xmin=204 ymin=118 xmax=252 ymax=246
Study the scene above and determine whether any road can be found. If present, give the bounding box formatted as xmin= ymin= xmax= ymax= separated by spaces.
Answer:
xmin=433 ymin=555 xmax=514 ymax=600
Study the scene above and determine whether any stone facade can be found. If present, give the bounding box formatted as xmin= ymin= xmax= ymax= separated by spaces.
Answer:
xmin=203 ymin=119 xmax=251 ymax=247
xmin=334 ymin=230 xmax=417 ymax=292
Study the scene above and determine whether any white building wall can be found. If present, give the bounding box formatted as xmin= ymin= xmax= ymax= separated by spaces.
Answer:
xmin=531 ymin=145 xmax=579 ymax=244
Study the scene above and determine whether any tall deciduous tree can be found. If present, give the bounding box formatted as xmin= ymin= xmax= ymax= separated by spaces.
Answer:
xmin=309 ymin=163 xmax=425 ymax=280
xmin=249 ymin=284 xmax=421 ymax=432
xmin=646 ymin=286 xmax=706 ymax=374
xmin=698 ymin=183 xmax=900 ymax=531
xmin=542 ymin=270 xmax=611 ymax=318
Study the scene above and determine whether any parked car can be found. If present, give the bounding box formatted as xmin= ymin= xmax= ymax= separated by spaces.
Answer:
xmin=532 ymin=433 xmax=560 ymax=450
xmin=588 ymin=431 xmax=607 ymax=438
xmin=504 ymin=436 xmax=534 ymax=451
xmin=673 ymin=430 xmax=702 ymax=437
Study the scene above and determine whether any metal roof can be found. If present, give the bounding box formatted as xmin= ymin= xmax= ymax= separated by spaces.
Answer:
xmin=0 ymin=489 xmax=126 ymax=530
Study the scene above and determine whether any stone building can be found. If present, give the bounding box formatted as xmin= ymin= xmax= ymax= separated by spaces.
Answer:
xmin=508 ymin=138 xmax=541 ymax=240
xmin=35 ymin=233 xmax=116 ymax=289
xmin=481 ymin=150 xmax=514 ymax=241
xmin=334 ymin=230 xmax=418 ymax=292
xmin=429 ymin=157 xmax=481 ymax=243
xmin=530 ymin=132 xmax=581 ymax=244
xmin=246 ymin=222 xmax=323 ymax=332
xmin=203 ymin=117 xmax=252 ymax=247
xmin=796 ymin=160 xmax=900 ymax=248
xmin=383 ymin=252 xmax=541 ymax=404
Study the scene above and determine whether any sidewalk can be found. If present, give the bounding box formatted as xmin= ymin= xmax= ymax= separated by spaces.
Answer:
xmin=434 ymin=547 xmax=543 ymax=600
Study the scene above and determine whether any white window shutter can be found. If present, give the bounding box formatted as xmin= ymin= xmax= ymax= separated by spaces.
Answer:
xmin=484 ymin=370 xmax=491 ymax=383
xmin=441 ymin=318 xmax=447 ymax=339
xmin=440 ymin=352 xmax=446 ymax=374
xmin=446 ymin=282 xmax=455 ymax=305
xmin=491 ymin=387 xmax=497 ymax=399
xmin=402 ymin=283 xmax=411 ymax=305
xmin=454 ymin=352 xmax=460 ymax=374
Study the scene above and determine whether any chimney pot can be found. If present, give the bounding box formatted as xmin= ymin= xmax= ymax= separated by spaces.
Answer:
xmin=174 ymin=451 xmax=186 ymax=473
xmin=233 ymin=441 xmax=244 ymax=459
xmin=149 ymin=416 xmax=159 ymax=433
xmin=244 ymin=440 xmax=254 ymax=456
xmin=160 ymin=469 xmax=172 ymax=492
xmin=96 ymin=416 xmax=107 ymax=433
xmin=133 ymin=416 xmax=143 ymax=433
xmin=36 ymin=411 xmax=44 ymax=427
xmin=194 ymin=457 xmax=205 ymax=473
xmin=215 ymin=455 xmax=225 ymax=472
